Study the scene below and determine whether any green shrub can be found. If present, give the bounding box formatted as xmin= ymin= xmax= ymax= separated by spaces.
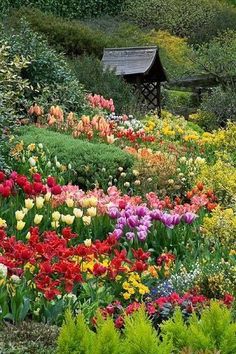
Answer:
xmin=200 ymin=86 xmax=236 ymax=128
xmin=122 ymin=0 xmax=236 ymax=43
xmin=0 ymin=40 xmax=31 ymax=170
xmin=1 ymin=21 xmax=88 ymax=115
xmin=1 ymin=0 xmax=124 ymax=19
xmin=19 ymin=126 xmax=134 ymax=190
xmin=70 ymin=55 xmax=140 ymax=114
xmin=161 ymin=301 xmax=236 ymax=353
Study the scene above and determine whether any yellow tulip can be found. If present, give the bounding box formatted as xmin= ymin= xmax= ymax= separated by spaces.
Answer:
xmin=51 ymin=221 xmax=59 ymax=229
xmin=73 ymin=208 xmax=83 ymax=218
xmin=84 ymin=239 xmax=92 ymax=247
xmin=34 ymin=214 xmax=43 ymax=225
xmin=81 ymin=198 xmax=90 ymax=208
xmin=82 ymin=216 xmax=91 ymax=226
xmin=0 ymin=218 xmax=7 ymax=228
xmin=45 ymin=192 xmax=51 ymax=202
xmin=52 ymin=211 xmax=61 ymax=221
xmin=15 ymin=210 xmax=25 ymax=221
xmin=65 ymin=198 xmax=74 ymax=208
xmin=89 ymin=197 xmax=98 ymax=207
xmin=87 ymin=207 xmax=97 ymax=217
xmin=16 ymin=220 xmax=25 ymax=231
xmin=25 ymin=198 xmax=34 ymax=209
xmin=62 ymin=214 xmax=75 ymax=225
xmin=35 ymin=196 xmax=44 ymax=209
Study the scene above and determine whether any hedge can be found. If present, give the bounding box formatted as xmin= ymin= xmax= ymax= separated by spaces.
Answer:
xmin=19 ymin=126 xmax=134 ymax=190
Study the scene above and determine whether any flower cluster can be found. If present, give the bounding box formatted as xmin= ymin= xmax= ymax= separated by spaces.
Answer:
xmin=87 ymin=94 xmax=115 ymax=113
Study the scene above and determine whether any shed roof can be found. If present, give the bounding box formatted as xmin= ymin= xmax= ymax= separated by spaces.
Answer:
xmin=102 ymin=46 xmax=167 ymax=81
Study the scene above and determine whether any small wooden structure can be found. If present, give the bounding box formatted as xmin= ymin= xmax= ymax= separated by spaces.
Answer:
xmin=102 ymin=46 xmax=167 ymax=111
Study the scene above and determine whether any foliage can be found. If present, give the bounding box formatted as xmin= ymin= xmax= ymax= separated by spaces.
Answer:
xmin=1 ymin=0 xmax=124 ymax=19
xmin=161 ymin=301 xmax=236 ymax=352
xmin=122 ymin=0 xmax=236 ymax=43
xmin=0 ymin=40 xmax=30 ymax=170
xmin=1 ymin=20 xmax=88 ymax=115
xmin=19 ymin=126 xmax=134 ymax=190
xmin=70 ymin=56 xmax=140 ymax=115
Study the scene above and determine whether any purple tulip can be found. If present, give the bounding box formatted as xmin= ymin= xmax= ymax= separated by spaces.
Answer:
xmin=137 ymin=231 xmax=147 ymax=241
xmin=183 ymin=212 xmax=198 ymax=224
xmin=127 ymin=215 xmax=139 ymax=228
xmin=113 ymin=228 xmax=123 ymax=239
xmin=125 ymin=208 xmax=133 ymax=218
xmin=117 ymin=217 xmax=127 ymax=226
xmin=126 ymin=232 xmax=135 ymax=241
xmin=136 ymin=206 xmax=147 ymax=217
xmin=136 ymin=224 xmax=148 ymax=233
xmin=171 ymin=214 xmax=181 ymax=226
xmin=108 ymin=207 xmax=120 ymax=219
xmin=161 ymin=214 xmax=175 ymax=229
xmin=141 ymin=215 xmax=152 ymax=228
xmin=150 ymin=209 xmax=163 ymax=221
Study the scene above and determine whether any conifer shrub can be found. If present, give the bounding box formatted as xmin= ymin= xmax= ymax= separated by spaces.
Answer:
xmin=20 ymin=126 xmax=135 ymax=190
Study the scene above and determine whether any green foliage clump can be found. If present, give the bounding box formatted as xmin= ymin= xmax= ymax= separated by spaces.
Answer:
xmin=0 ymin=0 xmax=124 ymax=19
xmin=161 ymin=301 xmax=236 ymax=353
xmin=0 ymin=40 xmax=30 ymax=170
xmin=1 ymin=21 xmax=87 ymax=115
xmin=19 ymin=126 xmax=134 ymax=190
xmin=123 ymin=0 xmax=236 ymax=43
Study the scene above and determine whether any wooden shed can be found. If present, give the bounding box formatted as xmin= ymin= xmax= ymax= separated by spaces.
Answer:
xmin=102 ymin=46 xmax=167 ymax=111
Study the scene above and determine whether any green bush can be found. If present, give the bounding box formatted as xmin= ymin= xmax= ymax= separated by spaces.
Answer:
xmin=122 ymin=0 xmax=236 ymax=43
xmin=70 ymin=56 xmax=141 ymax=114
xmin=161 ymin=301 xmax=236 ymax=353
xmin=1 ymin=0 xmax=124 ymax=19
xmin=19 ymin=126 xmax=134 ymax=190
xmin=0 ymin=40 xmax=31 ymax=170
xmin=1 ymin=21 xmax=88 ymax=115
xmin=200 ymin=86 xmax=236 ymax=128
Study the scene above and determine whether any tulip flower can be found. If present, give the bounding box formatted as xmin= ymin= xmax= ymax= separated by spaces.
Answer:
xmin=87 ymin=207 xmax=97 ymax=217
xmin=52 ymin=211 xmax=61 ymax=221
xmin=15 ymin=210 xmax=25 ymax=221
xmin=82 ymin=216 xmax=91 ymax=226
xmin=25 ymin=198 xmax=34 ymax=210
xmin=36 ymin=196 xmax=44 ymax=209
xmin=65 ymin=198 xmax=74 ymax=208
xmin=61 ymin=215 xmax=75 ymax=225
xmin=34 ymin=214 xmax=43 ymax=225
xmin=16 ymin=220 xmax=26 ymax=231
xmin=73 ymin=208 xmax=83 ymax=218
xmin=0 ymin=218 xmax=7 ymax=228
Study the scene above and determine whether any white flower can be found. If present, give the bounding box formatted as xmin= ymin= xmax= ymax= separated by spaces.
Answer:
xmin=29 ymin=157 xmax=36 ymax=167
xmin=38 ymin=143 xmax=43 ymax=149
xmin=10 ymin=275 xmax=20 ymax=283
xmin=0 ymin=263 xmax=7 ymax=278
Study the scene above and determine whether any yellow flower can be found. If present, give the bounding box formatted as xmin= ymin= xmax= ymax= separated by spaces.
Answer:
xmin=35 ymin=196 xmax=44 ymax=209
xmin=25 ymin=198 xmax=34 ymax=209
xmin=132 ymin=169 xmax=139 ymax=176
xmin=52 ymin=211 xmax=61 ymax=221
xmin=61 ymin=214 xmax=75 ymax=225
xmin=89 ymin=197 xmax=98 ymax=207
xmin=229 ymin=250 xmax=236 ymax=256
xmin=45 ymin=192 xmax=51 ymax=202
xmin=24 ymin=262 xmax=35 ymax=273
xmin=127 ymin=287 xmax=135 ymax=295
xmin=65 ymin=198 xmax=74 ymax=208
xmin=27 ymin=143 xmax=36 ymax=152
xmin=16 ymin=220 xmax=25 ymax=231
xmin=73 ymin=208 xmax=83 ymax=218
xmin=34 ymin=214 xmax=43 ymax=225
xmin=26 ymin=232 xmax=31 ymax=240
xmin=0 ymin=218 xmax=7 ymax=228
xmin=51 ymin=221 xmax=59 ymax=229
xmin=15 ymin=210 xmax=25 ymax=221
xmin=123 ymin=292 xmax=131 ymax=300
xmin=122 ymin=282 xmax=130 ymax=290
xmin=84 ymin=239 xmax=92 ymax=247
xmin=82 ymin=216 xmax=91 ymax=226
xmin=81 ymin=198 xmax=90 ymax=208
xmin=87 ymin=207 xmax=97 ymax=217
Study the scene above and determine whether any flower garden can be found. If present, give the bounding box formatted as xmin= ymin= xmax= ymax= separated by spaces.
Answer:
xmin=1 ymin=1 xmax=236 ymax=353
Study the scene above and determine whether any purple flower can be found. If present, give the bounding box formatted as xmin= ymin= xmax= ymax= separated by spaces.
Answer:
xmin=136 ymin=224 xmax=148 ymax=233
xmin=136 ymin=206 xmax=148 ymax=217
xmin=137 ymin=231 xmax=147 ymax=241
xmin=171 ymin=214 xmax=181 ymax=226
xmin=117 ymin=217 xmax=127 ymax=226
xmin=141 ymin=215 xmax=152 ymax=228
xmin=161 ymin=214 xmax=175 ymax=229
xmin=150 ymin=209 xmax=163 ymax=221
xmin=108 ymin=207 xmax=120 ymax=219
xmin=125 ymin=208 xmax=133 ymax=218
xmin=113 ymin=228 xmax=123 ymax=239
xmin=127 ymin=215 xmax=139 ymax=228
xmin=183 ymin=212 xmax=198 ymax=225
xmin=126 ymin=232 xmax=135 ymax=241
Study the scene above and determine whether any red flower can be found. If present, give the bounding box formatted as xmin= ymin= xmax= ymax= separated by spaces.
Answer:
xmin=223 ymin=293 xmax=234 ymax=307
xmin=51 ymin=185 xmax=62 ymax=195
xmin=33 ymin=173 xmax=42 ymax=182
xmin=132 ymin=260 xmax=147 ymax=273
xmin=47 ymin=176 xmax=56 ymax=188
xmin=114 ymin=316 xmax=124 ymax=329
xmin=0 ymin=185 xmax=11 ymax=198
xmin=132 ymin=248 xmax=150 ymax=261
xmin=0 ymin=171 xmax=5 ymax=183
xmin=33 ymin=182 xmax=43 ymax=194
xmin=93 ymin=263 xmax=107 ymax=276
